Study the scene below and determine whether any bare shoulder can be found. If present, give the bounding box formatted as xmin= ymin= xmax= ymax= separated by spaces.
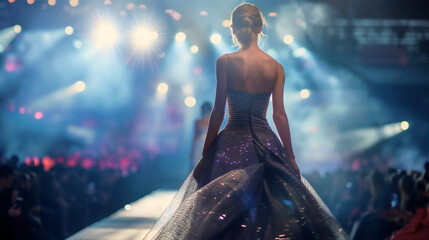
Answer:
xmin=216 ymin=54 xmax=228 ymax=65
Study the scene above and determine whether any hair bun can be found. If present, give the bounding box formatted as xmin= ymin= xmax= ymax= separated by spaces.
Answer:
xmin=242 ymin=16 xmax=253 ymax=28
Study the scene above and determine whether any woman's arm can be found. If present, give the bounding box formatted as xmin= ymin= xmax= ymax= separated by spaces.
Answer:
xmin=272 ymin=63 xmax=299 ymax=175
xmin=202 ymin=54 xmax=228 ymax=155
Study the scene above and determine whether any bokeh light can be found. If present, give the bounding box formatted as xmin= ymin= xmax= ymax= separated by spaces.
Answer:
xmin=75 ymin=81 xmax=86 ymax=92
xmin=124 ymin=204 xmax=132 ymax=211
xmin=73 ymin=39 xmax=83 ymax=49
xmin=157 ymin=83 xmax=168 ymax=94
xmin=69 ymin=0 xmax=79 ymax=7
xmin=65 ymin=26 xmax=74 ymax=35
xmin=182 ymin=85 xmax=193 ymax=95
xmin=13 ymin=25 xmax=22 ymax=34
xmin=190 ymin=45 xmax=199 ymax=54
xmin=283 ymin=34 xmax=294 ymax=44
xmin=222 ymin=20 xmax=231 ymax=27
xmin=210 ymin=33 xmax=221 ymax=44
xmin=184 ymin=96 xmax=196 ymax=107
xmin=27 ymin=0 xmax=34 ymax=5
xmin=175 ymin=32 xmax=186 ymax=42
xmin=400 ymin=121 xmax=409 ymax=130
xmin=34 ymin=111 xmax=43 ymax=120
xmin=293 ymin=47 xmax=308 ymax=58
xmin=48 ymin=0 xmax=56 ymax=5
xmin=300 ymin=89 xmax=310 ymax=99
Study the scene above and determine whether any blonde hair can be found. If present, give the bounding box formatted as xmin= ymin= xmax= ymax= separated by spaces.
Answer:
xmin=230 ymin=3 xmax=266 ymax=48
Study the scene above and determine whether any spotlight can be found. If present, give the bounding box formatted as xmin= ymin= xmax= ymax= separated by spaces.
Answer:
xmin=210 ymin=33 xmax=221 ymax=44
xmin=157 ymin=83 xmax=168 ymax=94
xmin=131 ymin=26 xmax=158 ymax=51
xmin=175 ymin=32 xmax=186 ymax=42
xmin=13 ymin=25 xmax=22 ymax=34
xmin=74 ymin=81 xmax=86 ymax=92
xmin=300 ymin=89 xmax=310 ymax=99
xmin=65 ymin=26 xmax=74 ymax=35
xmin=190 ymin=45 xmax=199 ymax=54
xmin=283 ymin=34 xmax=293 ymax=44
xmin=400 ymin=121 xmax=409 ymax=130
xmin=184 ymin=96 xmax=196 ymax=107
xmin=92 ymin=21 xmax=119 ymax=48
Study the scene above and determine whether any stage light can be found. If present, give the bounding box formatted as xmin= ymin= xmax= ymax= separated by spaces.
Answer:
xmin=13 ymin=25 xmax=22 ymax=34
xmin=222 ymin=20 xmax=231 ymax=27
xmin=184 ymin=96 xmax=196 ymax=107
xmin=190 ymin=45 xmax=199 ymax=54
xmin=93 ymin=21 xmax=119 ymax=48
xmin=27 ymin=0 xmax=34 ymax=4
xmin=103 ymin=0 xmax=111 ymax=5
xmin=182 ymin=85 xmax=193 ymax=95
xmin=293 ymin=47 xmax=308 ymax=58
xmin=126 ymin=3 xmax=135 ymax=10
xmin=200 ymin=11 xmax=208 ymax=16
xmin=69 ymin=0 xmax=79 ymax=7
xmin=65 ymin=26 xmax=74 ymax=35
xmin=19 ymin=107 xmax=25 ymax=114
xmin=283 ymin=34 xmax=294 ymax=44
xmin=34 ymin=111 xmax=43 ymax=120
xmin=268 ymin=12 xmax=278 ymax=17
xmin=210 ymin=33 xmax=221 ymax=44
xmin=8 ymin=0 xmax=15 ymax=3
xmin=48 ymin=0 xmax=56 ymax=5
xmin=400 ymin=121 xmax=409 ymax=130
xmin=73 ymin=39 xmax=83 ymax=49
xmin=300 ymin=89 xmax=310 ymax=99
xmin=74 ymin=81 xmax=86 ymax=92
xmin=131 ymin=26 xmax=158 ymax=51
xmin=175 ymin=32 xmax=186 ymax=42
xmin=124 ymin=204 xmax=132 ymax=211
xmin=157 ymin=83 xmax=168 ymax=94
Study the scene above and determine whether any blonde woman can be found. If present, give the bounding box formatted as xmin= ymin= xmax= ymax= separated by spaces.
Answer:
xmin=144 ymin=3 xmax=350 ymax=239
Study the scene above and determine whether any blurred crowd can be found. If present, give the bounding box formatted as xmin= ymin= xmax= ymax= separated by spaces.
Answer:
xmin=305 ymin=162 xmax=429 ymax=240
xmin=0 ymin=155 xmax=156 ymax=240
xmin=1 ymin=153 xmax=428 ymax=240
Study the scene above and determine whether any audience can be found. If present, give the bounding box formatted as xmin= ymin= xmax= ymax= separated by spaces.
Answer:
xmin=1 ymin=153 xmax=428 ymax=240
xmin=0 ymin=155 xmax=156 ymax=240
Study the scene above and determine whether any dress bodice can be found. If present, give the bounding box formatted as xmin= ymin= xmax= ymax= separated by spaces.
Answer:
xmin=225 ymin=88 xmax=271 ymax=130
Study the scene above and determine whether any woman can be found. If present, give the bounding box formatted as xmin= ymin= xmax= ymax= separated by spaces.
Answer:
xmin=144 ymin=3 xmax=350 ymax=239
xmin=189 ymin=102 xmax=212 ymax=171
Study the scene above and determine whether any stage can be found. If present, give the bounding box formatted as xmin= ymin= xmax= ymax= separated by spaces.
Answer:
xmin=67 ymin=190 xmax=177 ymax=240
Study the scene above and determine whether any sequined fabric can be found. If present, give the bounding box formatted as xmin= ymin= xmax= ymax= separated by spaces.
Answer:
xmin=144 ymin=89 xmax=350 ymax=240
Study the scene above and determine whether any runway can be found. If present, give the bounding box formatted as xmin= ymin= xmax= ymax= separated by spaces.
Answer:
xmin=67 ymin=189 xmax=177 ymax=240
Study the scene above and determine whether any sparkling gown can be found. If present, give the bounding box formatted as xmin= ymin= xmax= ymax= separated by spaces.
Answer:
xmin=144 ymin=88 xmax=350 ymax=240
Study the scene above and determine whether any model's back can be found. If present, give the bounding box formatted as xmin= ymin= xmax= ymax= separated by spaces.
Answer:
xmin=227 ymin=49 xmax=278 ymax=93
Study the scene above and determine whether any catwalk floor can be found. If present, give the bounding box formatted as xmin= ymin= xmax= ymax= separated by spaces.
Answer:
xmin=67 ymin=190 xmax=177 ymax=240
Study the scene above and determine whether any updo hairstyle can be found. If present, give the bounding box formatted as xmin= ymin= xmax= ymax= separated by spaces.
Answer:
xmin=230 ymin=3 xmax=266 ymax=48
